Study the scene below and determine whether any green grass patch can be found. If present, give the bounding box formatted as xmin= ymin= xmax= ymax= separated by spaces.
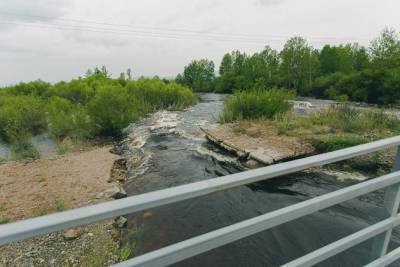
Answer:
xmin=309 ymin=134 xmax=370 ymax=153
xmin=33 ymin=207 xmax=50 ymax=217
xmin=10 ymin=144 xmax=40 ymax=160
xmin=0 ymin=215 xmax=10 ymax=224
xmin=53 ymin=197 xmax=67 ymax=212
xmin=120 ymin=245 xmax=132 ymax=261
xmin=38 ymin=175 xmax=48 ymax=183
xmin=219 ymin=88 xmax=293 ymax=122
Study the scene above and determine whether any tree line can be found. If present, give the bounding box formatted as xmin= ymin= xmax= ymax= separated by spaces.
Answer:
xmin=176 ymin=28 xmax=400 ymax=105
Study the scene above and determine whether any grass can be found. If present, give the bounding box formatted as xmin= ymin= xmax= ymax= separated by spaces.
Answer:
xmin=219 ymin=88 xmax=293 ymax=123
xmin=0 ymin=215 xmax=10 ymax=224
xmin=54 ymin=197 xmax=67 ymax=212
xmin=10 ymin=144 xmax=40 ymax=160
xmin=33 ymin=207 xmax=50 ymax=217
xmin=33 ymin=197 xmax=67 ymax=217
xmin=310 ymin=134 xmax=370 ymax=153
xmin=119 ymin=245 xmax=131 ymax=261
xmin=38 ymin=175 xmax=48 ymax=183
xmin=271 ymin=105 xmax=400 ymax=153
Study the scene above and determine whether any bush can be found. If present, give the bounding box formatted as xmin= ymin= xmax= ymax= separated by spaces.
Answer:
xmin=87 ymin=85 xmax=149 ymax=136
xmin=51 ymin=80 xmax=95 ymax=104
xmin=220 ymin=88 xmax=294 ymax=122
xmin=0 ymin=72 xmax=197 ymax=154
xmin=46 ymin=97 xmax=96 ymax=139
xmin=6 ymin=80 xmax=51 ymax=97
xmin=0 ymin=96 xmax=46 ymax=144
xmin=127 ymin=79 xmax=197 ymax=111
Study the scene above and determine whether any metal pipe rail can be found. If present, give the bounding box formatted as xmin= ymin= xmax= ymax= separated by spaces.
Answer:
xmin=2 ymin=136 xmax=400 ymax=266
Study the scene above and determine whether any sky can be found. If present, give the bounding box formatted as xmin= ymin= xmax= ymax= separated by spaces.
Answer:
xmin=0 ymin=0 xmax=399 ymax=85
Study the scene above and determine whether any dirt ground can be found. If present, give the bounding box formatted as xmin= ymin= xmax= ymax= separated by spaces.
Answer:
xmin=0 ymin=146 xmax=120 ymax=221
xmin=0 ymin=146 xmax=125 ymax=267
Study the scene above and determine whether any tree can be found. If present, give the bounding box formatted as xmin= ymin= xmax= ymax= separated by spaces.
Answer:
xmin=370 ymin=28 xmax=400 ymax=68
xmin=352 ymin=44 xmax=370 ymax=71
xmin=180 ymin=59 xmax=215 ymax=91
xmin=219 ymin=53 xmax=233 ymax=75
xmin=280 ymin=37 xmax=318 ymax=94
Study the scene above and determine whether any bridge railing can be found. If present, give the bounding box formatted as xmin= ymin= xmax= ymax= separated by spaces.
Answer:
xmin=2 ymin=136 xmax=400 ymax=266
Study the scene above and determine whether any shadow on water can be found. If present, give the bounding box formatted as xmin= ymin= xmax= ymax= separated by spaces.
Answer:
xmin=121 ymin=94 xmax=400 ymax=267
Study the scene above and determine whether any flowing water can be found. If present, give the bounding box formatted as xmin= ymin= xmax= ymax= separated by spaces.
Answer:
xmin=118 ymin=93 xmax=400 ymax=267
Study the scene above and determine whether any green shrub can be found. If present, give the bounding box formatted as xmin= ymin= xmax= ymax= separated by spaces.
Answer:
xmin=51 ymin=80 xmax=95 ymax=104
xmin=46 ymin=97 xmax=96 ymax=139
xmin=87 ymin=85 xmax=149 ymax=136
xmin=127 ymin=79 xmax=196 ymax=111
xmin=6 ymin=80 xmax=51 ymax=97
xmin=0 ymin=215 xmax=10 ymax=224
xmin=11 ymin=144 xmax=40 ymax=160
xmin=0 ymin=95 xmax=46 ymax=145
xmin=0 ymin=72 xmax=197 ymax=146
xmin=220 ymin=88 xmax=294 ymax=122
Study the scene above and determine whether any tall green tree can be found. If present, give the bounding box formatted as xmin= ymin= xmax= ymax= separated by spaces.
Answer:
xmin=370 ymin=28 xmax=400 ymax=68
xmin=180 ymin=59 xmax=215 ymax=91
xmin=280 ymin=37 xmax=318 ymax=94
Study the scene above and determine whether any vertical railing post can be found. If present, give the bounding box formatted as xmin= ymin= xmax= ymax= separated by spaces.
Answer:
xmin=371 ymin=147 xmax=400 ymax=260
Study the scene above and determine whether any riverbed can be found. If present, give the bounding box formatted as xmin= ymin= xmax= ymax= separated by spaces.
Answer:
xmin=118 ymin=93 xmax=400 ymax=267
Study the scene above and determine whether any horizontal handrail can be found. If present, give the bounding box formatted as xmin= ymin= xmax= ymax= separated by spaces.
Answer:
xmin=112 ymin=171 xmax=400 ymax=267
xmin=283 ymin=215 xmax=400 ymax=267
xmin=366 ymin=246 xmax=400 ymax=267
xmin=1 ymin=136 xmax=400 ymax=246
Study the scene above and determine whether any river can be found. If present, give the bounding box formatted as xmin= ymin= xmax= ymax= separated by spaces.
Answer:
xmin=118 ymin=93 xmax=400 ymax=267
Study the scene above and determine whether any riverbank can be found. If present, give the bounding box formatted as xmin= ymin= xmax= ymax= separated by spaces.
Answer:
xmin=0 ymin=146 xmax=128 ymax=266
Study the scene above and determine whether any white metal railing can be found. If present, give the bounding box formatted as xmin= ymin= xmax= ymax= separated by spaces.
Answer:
xmin=2 ymin=136 xmax=400 ymax=266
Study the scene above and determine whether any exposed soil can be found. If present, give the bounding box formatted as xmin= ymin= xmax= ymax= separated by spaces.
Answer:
xmin=0 ymin=146 xmax=127 ymax=267
xmin=0 ymin=146 xmax=120 ymax=221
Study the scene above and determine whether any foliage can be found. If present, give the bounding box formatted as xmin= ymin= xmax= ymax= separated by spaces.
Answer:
xmin=120 ymin=245 xmax=131 ymax=261
xmin=0 ymin=95 xmax=46 ymax=145
xmin=220 ymin=88 xmax=294 ymax=122
xmin=87 ymin=85 xmax=147 ymax=136
xmin=46 ymin=97 xmax=96 ymax=139
xmin=177 ymin=28 xmax=400 ymax=106
xmin=310 ymin=134 xmax=369 ymax=153
xmin=0 ymin=215 xmax=10 ymax=224
xmin=176 ymin=59 xmax=215 ymax=91
xmin=127 ymin=78 xmax=197 ymax=111
xmin=272 ymin=105 xmax=400 ymax=152
xmin=0 ymin=68 xmax=196 ymax=159
xmin=279 ymin=36 xmax=319 ymax=95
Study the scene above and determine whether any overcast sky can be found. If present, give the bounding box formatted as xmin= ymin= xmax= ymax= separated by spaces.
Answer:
xmin=0 ymin=0 xmax=399 ymax=85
